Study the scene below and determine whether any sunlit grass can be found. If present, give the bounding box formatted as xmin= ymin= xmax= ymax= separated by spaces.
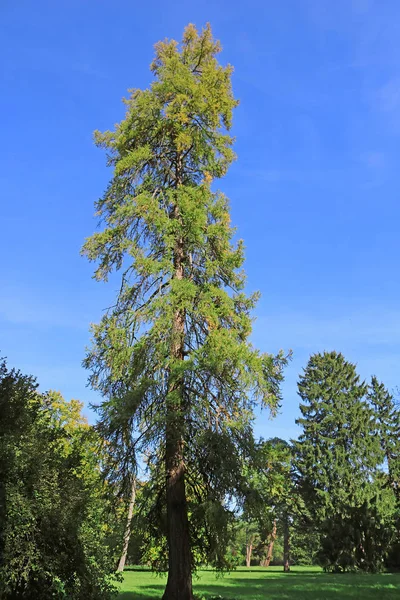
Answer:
xmin=118 ymin=565 xmax=400 ymax=599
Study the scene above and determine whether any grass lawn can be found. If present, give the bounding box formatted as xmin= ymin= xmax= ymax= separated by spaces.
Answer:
xmin=118 ymin=566 xmax=400 ymax=599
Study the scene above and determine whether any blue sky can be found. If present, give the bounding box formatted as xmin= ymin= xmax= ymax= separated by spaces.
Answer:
xmin=1 ymin=0 xmax=400 ymax=440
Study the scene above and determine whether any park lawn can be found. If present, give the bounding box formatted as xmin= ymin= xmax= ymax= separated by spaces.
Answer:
xmin=118 ymin=566 xmax=400 ymax=599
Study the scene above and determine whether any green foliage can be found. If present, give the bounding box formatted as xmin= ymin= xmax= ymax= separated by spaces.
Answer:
xmin=294 ymin=351 xmax=395 ymax=572
xmin=0 ymin=360 xmax=121 ymax=599
xmin=289 ymin=526 xmax=319 ymax=566
xmin=317 ymin=495 xmax=396 ymax=573
xmin=243 ymin=438 xmax=293 ymax=517
xmin=366 ymin=377 xmax=400 ymax=571
xmin=368 ymin=377 xmax=400 ymax=501
xmin=239 ymin=438 xmax=292 ymax=565
xmin=82 ymin=22 xmax=288 ymax=576
xmin=127 ymin=466 xmax=241 ymax=572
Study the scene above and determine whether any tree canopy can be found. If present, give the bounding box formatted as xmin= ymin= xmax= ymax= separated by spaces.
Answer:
xmin=82 ymin=23 xmax=287 ymax=600
xmin=294 ymin=352 xmax=396 ymax=572
xmin=0 ymin=360 xmax=121 ymax=599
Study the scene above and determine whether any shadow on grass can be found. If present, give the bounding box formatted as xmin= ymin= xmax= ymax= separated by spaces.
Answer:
xmin=118 ymin=572 xmax=400 ymax=600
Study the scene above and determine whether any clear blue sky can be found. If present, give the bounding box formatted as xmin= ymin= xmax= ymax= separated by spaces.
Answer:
xmin=2 ymin=0 xmax=400 ymax=440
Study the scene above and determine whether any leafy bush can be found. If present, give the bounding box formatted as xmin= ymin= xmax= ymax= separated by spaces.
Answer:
xmin=0 ymin=360 xmax=122 ymax=599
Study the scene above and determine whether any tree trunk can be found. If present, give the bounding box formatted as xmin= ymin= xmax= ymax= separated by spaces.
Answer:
xmin=162 ymin=437 xmax=192 ymax=600
xmin=117 ymin=478 xmax=136 ymax=572
xmin=163 ymin=362 xmax=193 ymax=599
xmin=246 ymin=542 xmax=253 ymax=568
xmin=162 ymin=169 xmax=193 ymax=600
xmin=264 ymin=519 xmax=277 ymax=568
xmin=283 ymin=514 xmax=290 ymax=572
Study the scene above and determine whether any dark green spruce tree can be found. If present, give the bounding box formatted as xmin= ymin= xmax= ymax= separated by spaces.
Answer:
xmin=368 ymin=376 xmax=400 ymax=500
xmin=294 ymin=351 xmax=389 ymax=572
xmin=367 ymin=377 xmax=400 ymax=569
xmin=82 ymin=24 xmax=286 ymax=600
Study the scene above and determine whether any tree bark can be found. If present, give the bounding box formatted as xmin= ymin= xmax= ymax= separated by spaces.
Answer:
xmin=283 ymin=514 xmax=290 ymax=572
xmin=162 ymin=162 xmax=193 ymax=600
xmin=246 ymin=534 xmax=254 ymax=567
xmin=117 ymin=478 xmax=136 ymax=572
xmin=263 ymin=519 xmax=277 ymax=568
xmin=246 ymin=541 xmax=253 ymax=568
xmin=162 ymin=433 xmax=192 ymax=600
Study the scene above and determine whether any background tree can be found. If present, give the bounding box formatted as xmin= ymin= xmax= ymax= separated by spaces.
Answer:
xmin=0 ymin=359 xmax=121 ymax=600
xmin=117 ymin=476 xmax=137 ymax=572
xmin=367 ymin=377 xmax=400 ymax=570
xmin=240 ymin=438 xmax=294 ymax=568
xmin=82 ymin=23 xmax=287 ymax=600
xmin=294 ymin=351 xmax=390 ymax=572
xmin=206 ymin=436 xmax=316 ymax=570
xmin=256 ymin=438 xmax=293 ymax=569
xmin=368 ymin=377 xmax=400 ymax=501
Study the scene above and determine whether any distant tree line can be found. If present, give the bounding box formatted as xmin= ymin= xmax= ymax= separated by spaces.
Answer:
xmin=1 ymin=349 xmax=399 ymax=598
xmin=123 ymin=351 xmax=400 ymax=575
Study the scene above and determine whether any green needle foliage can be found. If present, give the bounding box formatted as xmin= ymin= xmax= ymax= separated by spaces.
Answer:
xmin=368 ymin=376 xmax=400 ymax=500
xmin=82 ymin=23 xmax=287 ymax=600
xmin=367 ymin=377 xmax=400 ymax=570
xmin=294 ymin=351 xmax=393 ymax=572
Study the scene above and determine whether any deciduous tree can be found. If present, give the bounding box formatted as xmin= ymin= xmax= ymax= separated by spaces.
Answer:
xmin=0 ymin=360 xmax=121 ymax=599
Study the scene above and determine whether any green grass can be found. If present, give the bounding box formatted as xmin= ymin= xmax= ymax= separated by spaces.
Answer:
xmin=118 ymin=566 xmax=400 ymax=599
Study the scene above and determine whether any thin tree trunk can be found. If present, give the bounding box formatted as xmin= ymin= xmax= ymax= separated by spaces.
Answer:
xmin=163 ymin=160 xmax=193 ymax=600
xmin=246 ymin=542 xmax=253 ymax=568
xmin=283 ymin=514 xmax=290 ymax=572
xmin=264 ymin=519 xmax=277 ymax=568
xmin=117 ymin=478 xmax=136 ymax=572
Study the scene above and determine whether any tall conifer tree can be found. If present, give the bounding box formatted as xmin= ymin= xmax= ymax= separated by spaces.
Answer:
xmin=368 ymin=376 xmax=400 ymax=500
xmin=82 ymin=24 xmax=285 ymax=600
xmin=294 ymin=351 xmax=384 ymax=571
